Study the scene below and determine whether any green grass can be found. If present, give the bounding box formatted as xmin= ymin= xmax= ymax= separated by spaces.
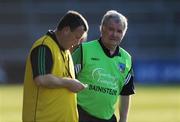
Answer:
xmin=128 ymin=85 xmax=180 ymax=122
xmin=0 ymin=85 xmax=23 ymax=122
xmin=0 ymin=84 xmax=180 ymax=122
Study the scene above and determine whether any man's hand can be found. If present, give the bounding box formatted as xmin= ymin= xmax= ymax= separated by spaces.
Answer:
xmin=64 ymin=78 xmax=88 ymax=93
xmin=34 ymin=74 xmax=87 ymax=92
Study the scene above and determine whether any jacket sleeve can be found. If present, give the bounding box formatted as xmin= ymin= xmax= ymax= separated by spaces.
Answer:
xmin=120 ymin=67 xmax=135 ymax=95
xmin=72 ymin=44 xmax=83 ymax=77
xmin=30 ymin=45 xmax=53 ymax=79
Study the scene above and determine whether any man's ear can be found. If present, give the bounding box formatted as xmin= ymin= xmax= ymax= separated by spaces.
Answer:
xmin=62 ymin=26 xmax=71 ymax=35
xmin=101 ymin=26 xmax=105 ymax=32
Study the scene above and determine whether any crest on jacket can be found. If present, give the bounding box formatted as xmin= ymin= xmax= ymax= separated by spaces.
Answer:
xmin=118 ymin=63 xmax=125 ymax=73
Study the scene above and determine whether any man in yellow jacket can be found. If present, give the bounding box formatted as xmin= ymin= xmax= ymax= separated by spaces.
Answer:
xmin=22 ymin=10 xmax=88 ymax=122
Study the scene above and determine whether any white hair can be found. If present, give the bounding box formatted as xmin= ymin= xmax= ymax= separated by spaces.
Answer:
xmin=100 ymin=10 xmax=128 ymax=35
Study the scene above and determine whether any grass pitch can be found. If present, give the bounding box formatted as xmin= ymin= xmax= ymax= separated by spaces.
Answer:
xmin=128 ymin=85 xmax=180 ymax=122
xmin=0 ymin=84 xmax=180 ymax=122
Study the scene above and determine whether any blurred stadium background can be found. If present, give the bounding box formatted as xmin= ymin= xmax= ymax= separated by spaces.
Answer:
xmin=0 ymin=0 xmax=180 ymax=122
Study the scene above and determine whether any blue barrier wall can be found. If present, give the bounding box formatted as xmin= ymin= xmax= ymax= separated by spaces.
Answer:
xmin=134 ymin=60 xmax=180 ymax=84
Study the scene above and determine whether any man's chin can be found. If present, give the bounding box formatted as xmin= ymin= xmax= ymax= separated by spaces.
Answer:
xmin=111 ymin=42 xmax=119 ymax=46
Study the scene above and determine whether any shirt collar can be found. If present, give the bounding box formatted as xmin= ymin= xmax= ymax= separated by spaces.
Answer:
xmin=98 ymin=38 xmax=120 ymax=58
xmin=46 ymin=30 xmax=65 ymax=51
